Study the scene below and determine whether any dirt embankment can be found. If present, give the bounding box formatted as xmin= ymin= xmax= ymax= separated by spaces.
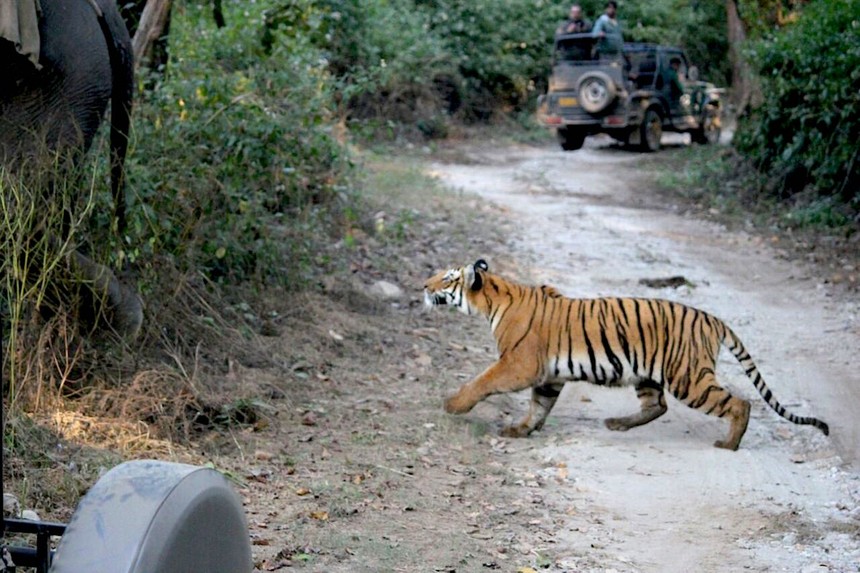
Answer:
xmin=224 ymin=136 xmax=859 ymax=573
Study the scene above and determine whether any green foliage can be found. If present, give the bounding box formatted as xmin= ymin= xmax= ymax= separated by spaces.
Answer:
xmin=261 ymin=0 xmax=452 ymax=135
xmin=734 ymin=0 xmax=860 ymax=207
xmin=419 ymin=0 xmax=561 ymax=119
xmin=112 ymin=1 xmax=354 ymax=285
xmin=736 ymin=0 xmax=806 ymax=37
xmin=256 ymin=0 xmax=732 ymax=128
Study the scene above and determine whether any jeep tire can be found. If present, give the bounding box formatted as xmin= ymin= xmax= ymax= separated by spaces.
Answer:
xmin=577 ymin=71 xmax=617 ymax=114
xmin=639 ymin=108 xmax=662 ymax=152
xmin=692 ymin=104 xmax=721 ymax=145
xmin=557 ymin=127 xmax=587 ymax=151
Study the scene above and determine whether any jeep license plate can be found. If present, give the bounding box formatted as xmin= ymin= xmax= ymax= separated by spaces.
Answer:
xmin=558 ymin=97 xmax=578 ymax=107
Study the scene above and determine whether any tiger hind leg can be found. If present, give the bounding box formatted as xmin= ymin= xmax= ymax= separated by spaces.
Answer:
xmin=675 ymin=372 xmax=751 ymax=450
xmin=604 ymin=381 xmax=668 ymax=431
xmin=501 ymin=383 xmax=564 ymax=438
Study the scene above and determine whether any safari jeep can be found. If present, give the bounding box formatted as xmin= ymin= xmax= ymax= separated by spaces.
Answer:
xmin=536 ymin=33 xmax=723 ymax=151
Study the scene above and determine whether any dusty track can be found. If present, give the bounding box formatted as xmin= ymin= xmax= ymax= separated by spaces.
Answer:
xmin=424 ymin=136 xmax=860 ymax=572
xmin=245 ymin=135 xmax=858 ymax=573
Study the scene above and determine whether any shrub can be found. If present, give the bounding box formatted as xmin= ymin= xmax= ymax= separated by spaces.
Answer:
xmin=734 ymin=0 xmax=860 ymax=211
xmin=112 ymin=1 xmax=354 ymax=285
xmin=260 ymin=0 xmax=454 ymax=138
xmin=419 ymin=0 xmax=562 ymax=120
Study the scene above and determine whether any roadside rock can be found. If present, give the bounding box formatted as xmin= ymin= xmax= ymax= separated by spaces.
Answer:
xmin=370 ymin=280 xmax=404 ymax=300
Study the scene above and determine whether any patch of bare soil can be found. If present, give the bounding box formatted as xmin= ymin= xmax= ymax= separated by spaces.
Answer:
xmin=646 ymin=144 xmax=860 ymax=298
xmin=200 ymin=162 xmax=574 ymax=572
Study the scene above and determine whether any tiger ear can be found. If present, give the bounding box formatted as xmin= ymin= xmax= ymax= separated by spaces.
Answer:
xmin=468 ymin=261 xmax=485 ymax=292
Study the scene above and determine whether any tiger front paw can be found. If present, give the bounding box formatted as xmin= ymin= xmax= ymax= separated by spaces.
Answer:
xmin=444 ymin=393 xmax=474 ymax=414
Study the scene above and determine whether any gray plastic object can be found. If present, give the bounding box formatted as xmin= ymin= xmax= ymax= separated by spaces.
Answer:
xmin=50 ymin=460 xmax=252 ymax=573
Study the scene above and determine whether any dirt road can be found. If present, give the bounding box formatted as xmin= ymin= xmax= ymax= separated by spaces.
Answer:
xmin=423 ymin=136 xmax=860 ymax=572
xmin=246 ymin=136 xmax=858 ymax=573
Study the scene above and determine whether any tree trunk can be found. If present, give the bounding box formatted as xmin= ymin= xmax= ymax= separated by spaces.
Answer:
xmin=132 ymin=0 xmax=174 ymax=70
xmin=213 ymin=0 xmax=226 ymax=28
xmin=726 ymin=0 xmax=761 ymax=115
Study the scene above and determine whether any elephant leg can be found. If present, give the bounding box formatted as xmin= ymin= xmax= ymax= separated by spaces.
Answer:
xmin=67 ymin=250 xmax=143 ymax=339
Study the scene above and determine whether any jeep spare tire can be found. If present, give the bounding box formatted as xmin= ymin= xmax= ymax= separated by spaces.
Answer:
xmin=577 ymin=71 xmax=617 ymax=114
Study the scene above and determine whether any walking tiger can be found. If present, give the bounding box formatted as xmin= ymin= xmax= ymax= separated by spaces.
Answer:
xmin=423 ymin=259 xmax=829 ymax=450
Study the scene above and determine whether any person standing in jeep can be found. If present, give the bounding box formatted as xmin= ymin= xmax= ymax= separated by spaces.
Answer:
xmin=555 ymin=4 xmax=592 ymax=36
xmin=592 ymin=1 xmax=623 ymax=57
xmin=667 ymin=57 xmax=686 ymax=100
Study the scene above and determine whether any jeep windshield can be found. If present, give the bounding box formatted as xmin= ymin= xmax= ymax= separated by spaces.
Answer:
xmin=553 ymin=33 xmax=597 ymax=64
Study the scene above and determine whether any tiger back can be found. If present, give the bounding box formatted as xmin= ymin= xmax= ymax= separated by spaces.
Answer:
xmin=423 ymin=259 xmax=829 ymax=450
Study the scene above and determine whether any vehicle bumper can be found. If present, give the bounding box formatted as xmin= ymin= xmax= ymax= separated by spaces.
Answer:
xmin=537 ymin=92 xmax=636 ymax=129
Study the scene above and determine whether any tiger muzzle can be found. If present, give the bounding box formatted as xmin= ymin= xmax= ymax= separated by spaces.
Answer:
xmin=424 ymin=290 xmax=448 ymax=308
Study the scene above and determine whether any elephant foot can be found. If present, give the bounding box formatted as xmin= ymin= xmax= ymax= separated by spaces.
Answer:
xmin=68 ymin=250 xmax=143 ymax=340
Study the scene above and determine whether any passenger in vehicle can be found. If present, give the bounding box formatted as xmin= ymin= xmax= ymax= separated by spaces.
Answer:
xmin=667 ymin=57 xmax=685 ymax=100
xmin=592 ymin=1 xmax=623 ymax=57
xmin=555 ymin=4 xmax=592 ymax=36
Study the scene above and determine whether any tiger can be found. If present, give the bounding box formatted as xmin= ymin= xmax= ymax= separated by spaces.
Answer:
xmin=423 ymin=259 xmax=829 ymax=450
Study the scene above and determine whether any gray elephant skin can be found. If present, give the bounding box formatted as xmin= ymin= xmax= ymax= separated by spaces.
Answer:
xmin=1 ymin=0 xmax=142 ymax=339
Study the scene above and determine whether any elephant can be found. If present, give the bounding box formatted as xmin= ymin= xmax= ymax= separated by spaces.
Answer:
xmin=1 ymin=0 xmax=142 ymax=339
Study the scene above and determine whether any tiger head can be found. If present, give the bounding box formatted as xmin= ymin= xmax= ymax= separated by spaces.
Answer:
xmin=423 ymin=259 xmax=490 ymax=316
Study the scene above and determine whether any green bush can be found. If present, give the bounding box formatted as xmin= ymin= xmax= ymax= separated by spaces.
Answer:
xmin=419 ymin=0 xmax=561 ymax=119
xmin=110 ymin=1 xmax=354 ymax=285
xmin=260 ymin=0 xmax=453 ymax=137
xmin=734 ymin=0 xmax=860 ymax=209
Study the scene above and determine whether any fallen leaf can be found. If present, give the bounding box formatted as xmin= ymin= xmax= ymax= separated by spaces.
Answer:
xmin=309 ymin=510 xmax=329 ymax=521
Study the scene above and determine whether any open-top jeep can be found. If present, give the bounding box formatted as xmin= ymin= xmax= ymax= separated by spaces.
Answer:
xmin=536 ymin=33 xmax=723 ymax=151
